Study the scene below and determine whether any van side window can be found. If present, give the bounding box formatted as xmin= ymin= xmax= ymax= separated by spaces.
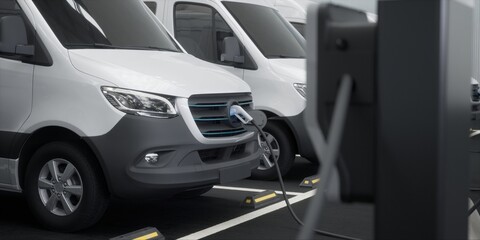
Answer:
xmin=174 ymin=3 xmax=255 ymax=69
xmin=0 ymin=0 xmax=51 ymax=66
xmin=214 ymin=12 xmax=234 ymax=62
xmin=144 ymin=1 xmax=157 ymax=14
xmin=0 ymin=0 xmax=34 ymax=59
xmin=174 ymin=4 xmax=216 ymax=62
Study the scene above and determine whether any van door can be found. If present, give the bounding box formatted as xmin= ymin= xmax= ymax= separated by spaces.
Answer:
xmin=171 ymin=1 xmax=251 ymax=79
xmin=0 ymin=0 xmax=34 ymax=189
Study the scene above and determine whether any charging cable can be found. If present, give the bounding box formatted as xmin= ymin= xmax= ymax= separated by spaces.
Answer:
xmin=469 ymin=129 xmax=480 ymax=216
xmin=231 ymin=104 xmax=361 ymax=240
xmin=469 ymin=200 xmax=480 ymax=215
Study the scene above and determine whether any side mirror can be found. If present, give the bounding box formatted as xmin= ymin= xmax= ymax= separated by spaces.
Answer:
xmin=221 ymin=37 xmax=244 ymax=64
xmin=0 ymin=15 xmax=34 ymax=56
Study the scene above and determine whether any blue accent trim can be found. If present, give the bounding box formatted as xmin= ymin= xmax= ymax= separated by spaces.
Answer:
xmin=238 ymin=101 xmax=253 ymax=106
xmin=189 ymin=104 xmax=228 ymax=108
xmin=202 ymin=129 xmax=247 ymax=136
xmin=189 ymin=101 xmax=251 ymax=108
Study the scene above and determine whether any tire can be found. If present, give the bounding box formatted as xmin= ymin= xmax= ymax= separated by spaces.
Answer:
xmin=175 ymin=186 xmax=213 ymax=199
xmin=24 ymin=141 xmax=109 ymax=232
xmin=251 ymin=121 xmax=295 ymax=180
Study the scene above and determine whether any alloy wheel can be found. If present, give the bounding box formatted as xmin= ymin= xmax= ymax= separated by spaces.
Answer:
xmin=37 ymin=158 xmax=83 ymax=216
xmin=257 ymin=132 xmax=281 ymax=170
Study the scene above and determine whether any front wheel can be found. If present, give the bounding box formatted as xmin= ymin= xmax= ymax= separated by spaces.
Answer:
xmin=251 ymin=122 xmax=295 ymax=180
xmin=24 ymin=142 xmax=109 ymax=232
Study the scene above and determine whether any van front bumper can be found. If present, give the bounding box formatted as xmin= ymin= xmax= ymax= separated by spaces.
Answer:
xmin=85 ymin=115 xmax=261 ymax=199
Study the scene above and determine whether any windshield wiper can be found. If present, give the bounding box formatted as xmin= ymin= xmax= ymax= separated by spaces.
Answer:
xmin=64 ymin=43 xmax=122 ymax=49
xmin=65 ymin=43 xmax=180 ymax=52
xmin=266 ymin=54 xmax=305 ymax=59
xmin=123 ymin=46 xmax=180 ymax=52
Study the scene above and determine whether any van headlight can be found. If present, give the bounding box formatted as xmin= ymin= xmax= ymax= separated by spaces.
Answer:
xmin=294 ymin=83 xmax=306 ymax=98
xmin=101 ymin=87 xmax=177 ymax=118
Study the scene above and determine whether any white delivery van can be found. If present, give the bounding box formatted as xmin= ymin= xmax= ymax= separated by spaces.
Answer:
xmin=0 ymin=0 xmax=261 ymax=231
xmin=146 ymin=0 xmax=313 ymax=180
xmin=285 ymin=0 xmax=378 ymax=36
xmin=269 ymin=0 xmax=307 ymax=36
xmin=270 ymin=0 xmax=377 ymax=37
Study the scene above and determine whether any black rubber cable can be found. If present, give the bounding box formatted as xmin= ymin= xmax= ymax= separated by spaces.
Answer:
xmin=251 ymin=120 xmax=361 ymax=240
xmin=469 ymin=199 xmax=480 ymax=216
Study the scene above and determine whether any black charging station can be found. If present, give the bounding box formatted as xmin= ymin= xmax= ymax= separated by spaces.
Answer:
xmin=302 ymin=1 xmax=473 ymax=239
xmin=312 ymin=5 xmax=376 ymax=203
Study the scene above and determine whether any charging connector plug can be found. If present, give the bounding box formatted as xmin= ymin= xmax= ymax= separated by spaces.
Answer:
xmin=230 ymin=105 xmax=254 ymax=124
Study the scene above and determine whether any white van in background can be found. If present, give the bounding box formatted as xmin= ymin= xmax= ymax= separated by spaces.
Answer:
xmin=294 ymin=0 xmax=377 ymax=13
xmin=269 ymin=0 xmax=307 ymax=36
xmin=146 ymin=0 xmax=315 ymax=180
xmin=0 ymin=0 xmax=261 ymax=231
xmin=270 ymin=0 xmax=377 ymax=37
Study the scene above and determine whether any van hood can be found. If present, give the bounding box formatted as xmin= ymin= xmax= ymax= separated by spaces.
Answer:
xmin=268 ymin=58 xmax=306 ymax=84
xmin=68 ymin=50 xmax=251 ymax=98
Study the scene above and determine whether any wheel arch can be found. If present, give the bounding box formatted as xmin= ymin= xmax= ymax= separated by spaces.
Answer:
xmin=261 ymin=110 xmax=299 ymax=154
xmin=18 ymin=126 xmax=110 ymax=194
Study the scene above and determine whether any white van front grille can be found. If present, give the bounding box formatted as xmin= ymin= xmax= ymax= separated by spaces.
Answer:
xmin=188 ymin=94 xmax=253 ymax=138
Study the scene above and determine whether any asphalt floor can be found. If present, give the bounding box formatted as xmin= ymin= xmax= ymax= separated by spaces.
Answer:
xmin=0 ymin=157 xmax=376 ymax=240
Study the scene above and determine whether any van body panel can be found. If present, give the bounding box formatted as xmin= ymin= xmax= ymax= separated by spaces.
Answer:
xmin=268 ymin=58 xmax=306 ymax=85
xmin=68 ymin=50 xmax=251 ymax=98
xmin=0 ymin=158 xmax=12 ymax=185
xmin=0 ymin=57 xmax=33 ymax=136
xmin=0 ymin=157 xmax=20 ymax=192
xmin=19 ymin=63 xmax=125 ymax=137
xmin=243 ymin=66 xmax=305 ymax=117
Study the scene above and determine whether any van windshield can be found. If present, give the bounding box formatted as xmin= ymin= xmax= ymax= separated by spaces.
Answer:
xmin=291 ymin=22 xmax=306 ymax=37
xmin=223 ymin=2 xmax=305 ymax=59
xmin=33 ymin=0 xmax=180 ymax=52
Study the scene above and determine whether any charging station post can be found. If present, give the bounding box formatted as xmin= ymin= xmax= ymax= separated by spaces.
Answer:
xmin=376 ymin=1 xmax=472 ymax=238
xmin=303 ymin=1 xmax=474 ymax=239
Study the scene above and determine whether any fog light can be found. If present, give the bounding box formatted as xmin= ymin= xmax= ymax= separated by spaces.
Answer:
xmin=144 ymin=153 xmax=159 ymax=164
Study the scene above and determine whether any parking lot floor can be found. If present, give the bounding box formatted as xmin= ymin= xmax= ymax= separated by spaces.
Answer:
xmin=0 ymin=158 xmax=375 ymax=240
